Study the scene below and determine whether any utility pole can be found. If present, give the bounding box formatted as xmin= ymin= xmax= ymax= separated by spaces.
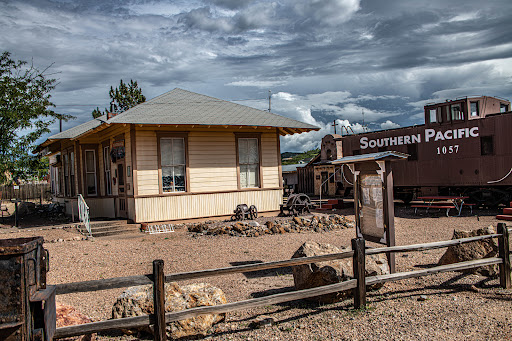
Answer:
xmin=268 ymin=90 xmax=272 ymax=112
xmin=332 ymin=120 xmax=339 ymax=134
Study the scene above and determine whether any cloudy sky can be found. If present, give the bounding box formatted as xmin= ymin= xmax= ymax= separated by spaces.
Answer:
xmin=2 ymin=0 xmax=512 ymax=151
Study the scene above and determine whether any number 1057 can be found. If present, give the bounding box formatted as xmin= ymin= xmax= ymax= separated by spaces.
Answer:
xmin=437 ymin=145 xmax=459 ymax=154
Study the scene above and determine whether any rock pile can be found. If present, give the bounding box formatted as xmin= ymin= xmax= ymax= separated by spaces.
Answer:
xmin=188 ymin=215 xmax=355 ymax=237
xmin=112 ymin=282 xmax=227 ymax=339
xmin=56 ymin=302 xmax=96 ymax=341
xmin=291 ymin=241 xmax=390 ymax=303
xmin=438 ymin=225 xmax=498 ymax=277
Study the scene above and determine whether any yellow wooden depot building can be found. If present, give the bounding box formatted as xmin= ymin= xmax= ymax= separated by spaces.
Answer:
xmin=37 ymin=88 xmax=319 ymax=223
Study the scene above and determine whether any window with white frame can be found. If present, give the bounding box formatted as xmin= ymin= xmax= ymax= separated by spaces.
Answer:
xmin=160 ymin=137 xmax=186 ymax=192
xmin=63 ymin=154 xmax=69 ymax=196
xmin=103 ymin=146 xmax=112 ymax=195
xmin=429 ymin=109 xmax=437 ymax=123
xmin=470 ymin=102 xmax=479 ymax=117
xmin=238 ymin=137 xmax=260 ymax=188
xmin=451 ymin=103 xmax=463 ymax=120
xmin=70 ymin=152 xmax=75 ymax=196
xmin=85 ymin=150 xmax=97 ymax=196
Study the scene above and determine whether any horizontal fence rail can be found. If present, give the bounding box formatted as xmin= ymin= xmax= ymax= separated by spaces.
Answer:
xmin=55 ymin=251 xmax=355 ymax=295
xmin=365 ymin=233 xmax=501 ymax=255
xmin=54 ymin=280 xmax=358 ymax=339
xmin=52 ymin=223 xmax=512 ymax=340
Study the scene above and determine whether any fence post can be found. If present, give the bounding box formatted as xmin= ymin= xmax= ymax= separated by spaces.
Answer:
xmin=352 ymin=237 xmax=366 ymax=309
xmin=153 ymin=259 xmax=167 ymax=341
xmin=497 ymin=223 xmax=511 ymax=289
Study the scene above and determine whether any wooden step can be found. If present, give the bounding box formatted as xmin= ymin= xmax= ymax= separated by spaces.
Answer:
xmin=92 ymin=227 xmax=141 ymax=238
xmin=89 ymin=220 xmax=129 ymax=228
xmin=327 ymin=199 xmax=344 ymax=209
xmin=496 ymin=215 xmax=512 ymax=221
xmin=78 ymin=221 xmax=141 ymax=237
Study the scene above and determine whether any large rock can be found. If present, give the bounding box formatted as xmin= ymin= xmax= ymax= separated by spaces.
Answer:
xmin=56 ymin=302 xmax=96 ymax=341
xmin=438 ymin=226 xmax=498 ymax=277
xmin=291 ymin=241 xmax=389 ymax=303
xmin=112 ymin=282 xmax=227 ymax=339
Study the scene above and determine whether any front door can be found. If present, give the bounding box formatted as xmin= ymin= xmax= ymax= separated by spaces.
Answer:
xmin=321 ymin=171 xmax=329 ymax=196
xmin=117 ymin=162 xmax=127 ymax=218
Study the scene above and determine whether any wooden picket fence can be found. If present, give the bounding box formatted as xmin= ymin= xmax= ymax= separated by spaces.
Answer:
xmin=52 ymin=223 xmax=511 ymax=341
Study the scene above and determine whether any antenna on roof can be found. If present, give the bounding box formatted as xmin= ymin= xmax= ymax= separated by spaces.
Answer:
xmin=268 ymin=90 xmax=272 ymax=112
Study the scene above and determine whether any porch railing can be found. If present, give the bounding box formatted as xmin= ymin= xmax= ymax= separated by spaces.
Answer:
xmin=77 ymin=194 xmax=91 ymax=237
xmin=319 ymin=167 xmax=341 ymax=208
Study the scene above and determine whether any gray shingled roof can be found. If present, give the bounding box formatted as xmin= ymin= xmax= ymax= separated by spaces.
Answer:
xmin=108 ymin=88 xmax=319 ymax=129
xmin=282 ymin=163 xmax=307 ymax=173
xmin=44 ymin=88 xmax=319 ymax=143
xmin=47 ymin=115 xmax=107 ymax=140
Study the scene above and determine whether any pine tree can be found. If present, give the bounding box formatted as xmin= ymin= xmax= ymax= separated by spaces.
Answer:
xmin=91 ymin=79 xmax=146 ymax=118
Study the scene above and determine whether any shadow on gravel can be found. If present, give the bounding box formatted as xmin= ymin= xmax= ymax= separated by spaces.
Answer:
xmin=229 ymin=260 xmax=293 ymax=278
xmin=368 ymin=272 xmax=500 ymax=304
xmin=250 ymin=286 xmax=296 ymax=298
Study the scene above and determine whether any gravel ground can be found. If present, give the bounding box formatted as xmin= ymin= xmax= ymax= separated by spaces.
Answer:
xmin=1 ymin=206 xmax=511 ymax=340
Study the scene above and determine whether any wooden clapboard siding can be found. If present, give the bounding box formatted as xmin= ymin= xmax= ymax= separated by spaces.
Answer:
xmin=188 ymin=131 xmax=238 ymax=192
xmin=85 ymin=198 xmax=115 ymax=218
xmin=261 ymin=132 xmax=280 ymax=187
xmin=135 ymin=130 xmax=159 ymax=195
xmin=134 ymin=189 xmax=281 ymax=222
xmin=127 ymin=198 xmax=135 ymax=221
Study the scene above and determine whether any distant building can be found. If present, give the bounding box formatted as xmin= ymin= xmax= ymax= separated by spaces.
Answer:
xmin=282 ymin=163 xmax=307 ymax=194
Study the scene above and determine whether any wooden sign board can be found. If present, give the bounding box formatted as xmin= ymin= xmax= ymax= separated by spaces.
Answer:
xmin=330 ymin=151 xmax=408 ymax=274
xmin=359 ymin=174 xmax=385 ymax=241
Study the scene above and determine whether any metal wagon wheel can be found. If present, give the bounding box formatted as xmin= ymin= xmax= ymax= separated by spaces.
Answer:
xmin=235 ymin=208 xmax=245 ymax=221
xmin=294 ymin=194 xmax=312 ymax=215
xmin=249 ymin=205 xmax=258 ymax=220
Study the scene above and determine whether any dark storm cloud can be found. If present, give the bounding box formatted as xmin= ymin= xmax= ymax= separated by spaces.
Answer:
xmin=2 ymin=0 xmax=512 ymax=150
xmin=206 ymin=0 xmax=252 ymax=10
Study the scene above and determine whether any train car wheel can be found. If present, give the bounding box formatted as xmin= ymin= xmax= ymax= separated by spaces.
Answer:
xmin=468 ymin=188 xmax=509 ymax=207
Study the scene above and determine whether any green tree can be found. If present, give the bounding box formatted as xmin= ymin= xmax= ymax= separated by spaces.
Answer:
xmin=91 ymin=79 xmax=146 ymax=118
xmin=0 ymin=51 xmax=72 ymax=184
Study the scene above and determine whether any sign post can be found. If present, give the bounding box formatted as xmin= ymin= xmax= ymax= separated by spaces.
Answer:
xmin=331 ymin=151 xmax=408 ymax=273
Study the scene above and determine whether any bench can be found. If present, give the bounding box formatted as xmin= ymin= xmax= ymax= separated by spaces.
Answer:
xmin=463 ymin=203 xmax=476 ymax=214
xmin=411 ymin=204 xmax=456 ymax=216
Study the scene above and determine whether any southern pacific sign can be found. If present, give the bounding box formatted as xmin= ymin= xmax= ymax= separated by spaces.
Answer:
xmin=360 ymin=127 xmax=479 ymax=149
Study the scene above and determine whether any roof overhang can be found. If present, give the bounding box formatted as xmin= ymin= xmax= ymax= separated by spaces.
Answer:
xmin=330 ymin=151 xmax=409 ymax=165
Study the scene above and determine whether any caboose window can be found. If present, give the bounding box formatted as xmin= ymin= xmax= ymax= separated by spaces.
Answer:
xmin=480 ymin=136 xmax=494 ymax=156
xmin=451 ymin=104 xmax=463 ymax=121
xmin=470 ymin=102 xmax=479 ymax=117
xmin=501 ymin=103 xmax=509 ymax=113
xmin=429 ymin=109 xmax=437 ymax=123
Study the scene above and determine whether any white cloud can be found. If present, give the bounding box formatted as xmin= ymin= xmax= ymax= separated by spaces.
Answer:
xmin=292 ymin=0 xmax=361 ymax=26
xmin=380 ymin=120 xmax=400 ymax=130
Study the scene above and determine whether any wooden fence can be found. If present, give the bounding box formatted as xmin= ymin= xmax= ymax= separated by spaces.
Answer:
xmin=52 ymin=223 xmax=511 ymax=340
xmin=0 ymin=183 xmax=51 ymax=202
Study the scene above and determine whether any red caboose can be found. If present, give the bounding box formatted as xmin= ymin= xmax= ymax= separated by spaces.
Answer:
xmin=336 ymin=96 xmax=512 ymax=206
